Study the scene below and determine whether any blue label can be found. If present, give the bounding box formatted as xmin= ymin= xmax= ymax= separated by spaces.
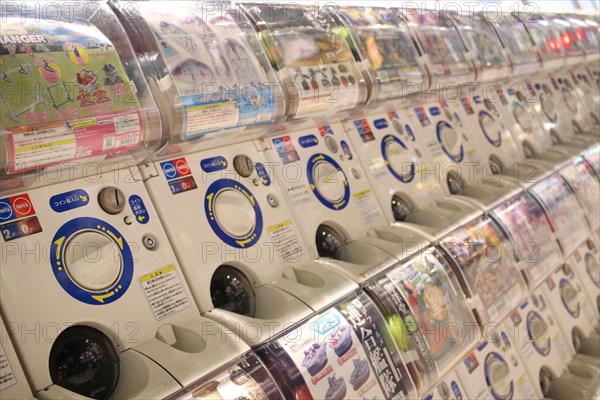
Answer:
xmin=374 ymin=118 xmax=389 ymax=129
xmin=557 ymin=78 xmax=563 ymax=84
xmin=451 ymin=381 xmax=462 ymax=399
xmin=429 ymin=106 xmax=441 ymax=116
xmin=520 ymin=300 xmax=529 ymax=309
xmin=169 ymin=176 xmax=198 ymax=195
xmin=50 ymin=189 xmax=89 ymax=213
xmin=255 ymin=163 xmax=271 ymax=186
xmin=535 ymin=83 xmax=542 ymax=90
xmin=50 ymin=217 xmax=133 ymax=305
xmin=181 ymin=84 xmax=276 ymax=139
xmin=507 ymin=88 xmax=515 ymax=96
xmin=477 ymin=341 xmax=488 ymax=351
xmin=129 ymin=195 xmax=149 ymax=224
xmin=473 ymin=95 xmax=482 ymax=103
xmin=0 ymin=199 xmax=15 ymax=223
xmin=201 ymin=156 xmax=228 ymax=173
xmin=299 ymin=134 xmax=319 ymax=148
xmin=405 ymin=125 xmax=415 ymax=141
xmin=161 ymin=161 xmax=179 ymax=180
xmin=340 ymin=140 xmax=353 ymax=160
xmin=204 ymin=179 xmax=263 ymax=248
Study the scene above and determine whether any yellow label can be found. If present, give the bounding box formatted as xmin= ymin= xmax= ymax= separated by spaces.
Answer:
xmin=268 ymin=220 xmax=292 ymax=233
xmin=15 ymin=138 xmax=75 ymax=153
xmin=187 ymin=102 xmax=234 ymax=113
xmin=139 ymin=265 xmax=175 ymax=283
xmin=353 ymin=189 xmax=372 ymax=198
xmin=73 ymin=117 xmax=97 ymax=129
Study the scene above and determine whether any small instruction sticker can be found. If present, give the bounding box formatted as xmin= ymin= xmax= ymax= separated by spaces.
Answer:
xmin=353 ymin=189 xmax=384 ymax=226
xmin=0 ymin=342 xmax=17 ymax=391
xmin=268 ymin=220 xmax=304 ymax=263
xmin=283 ymin=181 xmax=313 ymax=206
xmin=140 ymin=265 xmax=190 ymax=321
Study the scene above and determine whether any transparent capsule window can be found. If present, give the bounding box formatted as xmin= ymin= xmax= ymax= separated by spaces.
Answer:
xmin=1 ymin=4 xmax=160 ymax=176
xmin=119 ymin=2 xmax=284 ymax=140
xmin=456 ymin=15 xmax=509 ymax=72
xmin=406 ymin=12 xmax=471 ymax=79
xmin=240 ymin=3 xmax=367 ymax=119
xmin=494 ymin=16 xmax=539 ymax=68
xmin=439 ymin=217 xmax=526 ymax=324
xmin=337 ymin=7 xmax=424 ymax=102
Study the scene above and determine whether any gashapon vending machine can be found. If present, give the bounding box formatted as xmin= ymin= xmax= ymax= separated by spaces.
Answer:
xmin=1 ymin=3 xmax=254 ymax=399
xmin=437 ymin=217 xmax=538 ymax=400
xmin=116 ymin=0 xmax=359 ymax=347
xmin=449 ymin=12 xmax=557 ymax=185
xmin=491 ymin=192 xmax=599 ymax=398
xmin=335 ymin=6 xmax=482 ymax=239
xmin=364 ymin=246 xmax=481 ymax=397
xmin=240 ymin=3 xmax=433 ymax=283
xmin=400 ymin=9 xmax=524 ymax=210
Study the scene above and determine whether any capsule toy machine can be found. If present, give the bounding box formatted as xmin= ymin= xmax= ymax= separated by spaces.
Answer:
xmin=240 ymin=3 xmax=433 ymax=283
xmin=437 ymin=217 xmax=538 ymax=400
xmin=450 ymin=12 xmax=558 ymax=186
xmin=514 ymin=13 xmax=598 ymax=153
xmin=490 ymin=192 xmax=564 ymax=288
xmin=421 ymin=370 xmax=468 ymax=400
xmin=400 ymin=10 xmax=524 ymax=211
xmin=560 ymin=13 xmax=600 ymax=127
xmin=363 ymin=246 xmax=481 ymax=396
xmin=519 ymin=12 xmax=599 ymax=140
xmin=488 ymin=13 xmax=579 ymax=168
xmin=164 ymin=351 xmax=284 ymax=400
xmin=116 ymin=1 xmax=360 ymax=346
xmin=528 ymin=176 xmax=600 ymax=360
xmin=0 ymin=313 xmax=35 ymax=400
xmin=558 ymin=157 xmax=600 ymax=233
xmin=0 ymin=3 xmax=252 ymax=399
xmin=254 ymin=289 xmax=419 ymax=400
xmin=489 ymin=194 xmax=599 ymax=398
xmin=335 ymin=6 xmax=482 ymax=239
xmin=568 ymin=238 xmax=600 ymax=323
xmin=503 ymin=292 xmax=600 ymax=400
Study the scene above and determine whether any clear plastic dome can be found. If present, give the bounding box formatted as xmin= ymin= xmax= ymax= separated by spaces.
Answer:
xmin=0 ymin=1 xmax=162 ymax=182
xmin=517 ymin=12 xmax=567 ymax=72
xmin=335 ymin=6 xmax=426 ymax=104
xmin=491 ymin=14 xmax=541 ymax=77
xmin=402 ymin=10 xmax=475 ymax=87
xmin=113 ymin=1 xmax=285 ymax=156
xmin=239 ymin=3 xmax=369 ymax=120
xmin=452 ymin=13 xmax=511 ymax=83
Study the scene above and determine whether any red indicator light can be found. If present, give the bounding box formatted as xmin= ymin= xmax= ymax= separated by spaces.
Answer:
xmin=576 ymin=29 xmax=584 ymax=40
